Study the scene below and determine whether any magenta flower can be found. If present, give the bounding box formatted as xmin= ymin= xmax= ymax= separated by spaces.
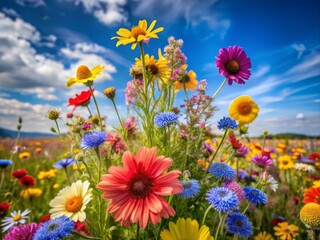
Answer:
xmin=252 ymin=155 xmax=273 ymax=168
xmin=215 ymin=46 xmax=252 ymax=85
xmin=4 ymin=223 xmax=39 ymax=240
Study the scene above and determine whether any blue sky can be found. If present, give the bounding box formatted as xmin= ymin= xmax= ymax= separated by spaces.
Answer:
xmin=0 ymin=0 xmax=319 ymax=136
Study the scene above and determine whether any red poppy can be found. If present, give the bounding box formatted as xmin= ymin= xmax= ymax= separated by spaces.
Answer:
xmin=262 ymin=150 xmax=271 ymax=159
xmin=0 ymin=202 xmax=11 ymax=214
xmin=228 ymin=135 xmax=242 ymax=150
xmin=39 ymin=214 xmax=51 ymax=223
xmin=12 ymin=169 xmax=28 ymax=179
xmin=308 ymin=153 xmax=320 ymax=161
xmin=68 ymin=89 xmax=93 ymax=111
xmin=19 ymin=175 xmax=35 ymax=187
xmin=75 ymin=221 xmax=90 ymax=236
xmin=303 ymin=186 xmax=320 ymax=204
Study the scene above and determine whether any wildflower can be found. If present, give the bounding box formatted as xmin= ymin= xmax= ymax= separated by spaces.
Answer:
xmin=0 ymin=159 xmax=12 ymax=168
xmin=253 ymin=231 xmax=274 ymax=240
xmin=0 ymin=202 xmax=11 ymax=215
xmin=67 ymin=65 xmax=104 ymax=87
xmin=3 ymin=222 xmax=39 ymax=240
xmin=49 ymin=180 xmax=92 ymax=222
xmin=174 ymin=64 xmax=198 ymax=91
xmin=160 ymin=218 xmax=213 ymax=240
xmin=33 ymin=215 xmax=75 ymax=240
xmin=303 ymin=186 xmax=320 ymax=204
xmin=294 ymin=163 xmax=315 ymax=173
xmin=261 ymin=172 xmax=278 ymax=192
xmin=124 ymin=116 xmax=138 ymax=135
xmin=278 ymin=155 xmax=294 ymax=170
xmin=209 ymin=162 xmax=236 ymax=180
xmin=39 ymin=214 xmax=51 ymax=223
xmin=19 ymin=175 xmax=35 ymax=187
xmin=309 ymin=153 xmax=320 ymax=161
xmin=215 ymin=45 xmax=252 ymax=85
xmin=54 ymin=158 xmax=76 ymax=169
xmin=300 ymin=202 xmax=320 ymax=228
xmin=217 ymin=117 xmax=238 ymax=130
xmin=68 ymin=89 xmax=92 ymax=111
xmin=97 ymin=147 xmax=182 ymax=229
xmin=20 ymin=188 xmax=42 ymax=199
xmin=47 ymin=109 xmax=61 ymax=120
xmin=252 ymin=155 xmax=273 ymax=168
xmin=206 ymin=187 xmax=239 ymax=213
xmin=273 ymin=222 xmax=299 ymax=240
xmin=135 ymin=49 xmax=171 ymax=84
xmin=179 ymin=179 xmax=200 ymax=199
xmin=103 ymin=87 xmax=116 ymax=99
xmin=228 ymin=135 xmax=242 ymax=150
xmin=154 ymin=112 xmax=179 ymax=127
xmin=243 ymin=186 xmax=267 ymax=205
xmin=130 ymin=64 xmax=143 ymax=79
xmin=111 ymin=19 xmax=164 ymax=50
xmin=226 ymin=212 xmax=253 ymax=238
xmin=235 ymin=145 xmax=249 ymax=158
xmin=66 ymin=112 xmax=73 ymax=118
xmin=18 ymin=152 xmax=31 ymax=160
xmin=223 ymin=181 xmax=245 ymax=202
xmin=81 ymin=131 xmax=107 ymax=149
xmin=37 ymin=169 xmax=57 ymax=180
xmin=125 ymin=79 xmax=143 ymax=105
xmin=229 ymin=96 xmax=259 ymax=124
xmin=1 ymin=209 xmax=31 ymax=232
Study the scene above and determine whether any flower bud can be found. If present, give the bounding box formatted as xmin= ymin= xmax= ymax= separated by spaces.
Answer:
xmin=103 ymin=87 xmax=116 ymax=100
xmin=47 ymin=109 xmax=61 ymax=120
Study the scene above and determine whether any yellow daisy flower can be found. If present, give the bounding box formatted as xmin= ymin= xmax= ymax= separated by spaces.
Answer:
xmin=313 ymin=180 xmax=320 ymax=187
xmin=175 ymin=65 xmax=198 ymax=91
xmin=20 ymin=188 xmax=43 ymax=199
xmin=278 ymin=155 xmax=294 ymax=170
xmin=49 ymin=180 xmax=92 ymax=222
xmin=37 ymin=169 xmax=58 ymax=180
xmin=273 ymin=222 xmax=299 ymax=240
xmin=67 ymin=65 xmax=104 ymax=87
xmin=161 ymin=218 xmax=214 ymax=240
xmin=300 ymin=202 xmax=320 ymax=228
xmin=135 ymin=49 xmax=170 ymax=84
xmin=254 ymin=231 xmax=274 ymax=240
xmin=18 ymin=152 xmax=31 ymax=160
xmin=228 ymin=95 xmax=259 ymax=124
xmin=111 ymin=19 xmax=164 ymax=50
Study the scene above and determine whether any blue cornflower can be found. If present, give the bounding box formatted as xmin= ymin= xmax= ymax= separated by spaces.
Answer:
xmin=209 ymin=162 xmax=236 ymax=180
xmin=0 ymin=159 xmax=12 ymax=168
xmin=81 ymin=130 xmax=107 ymax=149
xmin=243 ymin=186 xmax=267 ymax=205
xmin=33 ymin=215 xmax=75 ymax=240
xmin=179 ymin=179 xmax=200 ymax=198
xmin=154 ymin=112 xmax=179 ymax=127
xmin=226 ymin=212 xmax=253 ymax=238
xmin=54 ymin=158 xmax=76 ymax=169
xmin=217 ymin=117 xmax=238 ymax=131
xmin=206 ymin=187 xmax=239 ymax=213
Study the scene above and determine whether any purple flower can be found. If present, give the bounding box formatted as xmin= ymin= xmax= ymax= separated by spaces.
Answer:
xmin=235 ymin=146 xmax=250 ymax=158
xmin=4 ymin=223 xmax=39 ymax=240
xmin=252 ymin=155 xmax=273 ymax=168
xmin=223 ymin=181 xmax=245 ymax=202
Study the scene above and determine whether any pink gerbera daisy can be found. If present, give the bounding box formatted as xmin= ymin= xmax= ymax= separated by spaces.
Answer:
xmin=215 ymin=46 xmax=252 ymax=85
xmin=97 ymin=147 xmax=182 ymax=229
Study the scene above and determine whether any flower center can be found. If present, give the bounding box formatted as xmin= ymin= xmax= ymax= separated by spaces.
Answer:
xmin=65 ymin=196 xmax=83 ymax=213
xmin=225 ymin=60 xmax=240 ymax=75
xmin=283 ymin=161 xmax=288 ymax=165
xmin=179 ymin=74 xmax=190 ymax=83
xmin=235 ymin=220 xmax=244 ymax=227
xmin=131 ymin=26 xmax=146 ymax=40
xmin=128 ymin=174 xmax=153 ymax=198
xmin=237 ymin=102 xmax=252 ymax=115
xmin=76 ymin=65 xmax=92 ymax=80
xmin=47 ymin=223 xmax=59 ymax=232
xmin=13 ymin=214 xmax=22 ymax=221
xmin=147 ymin=64 xmax=159 ymax=75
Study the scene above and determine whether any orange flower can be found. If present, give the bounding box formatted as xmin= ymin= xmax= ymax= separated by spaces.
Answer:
xmin=303 ymin=186 xmax=320 ymax=204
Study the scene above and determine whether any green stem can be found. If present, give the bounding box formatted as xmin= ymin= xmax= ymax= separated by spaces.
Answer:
xmin=82 ymin=160 xmax=92 ymax=181
xmin=86 ymin=105 xmax=93 ymax=117
xmin=10 ymin=129 xmax=21 ymax=172
xmin=71 ymin=230 xmax=102 ymax=239
xmin=215 ymin=214 xmax=224 ymax=240
xmin=242 ymin=202 xmax=250 ymax=214
xmin=111 ymin=99 xmax=127 ymax=143
xmin=0 ymin=171 xmax=4 ymax=190
xmin=95 ymin=148 xmax=102 ymax=183
xmin=201 ymin=205 xmax=212 ymax=225
xmin=54 ymin=119 xmax=64 ymax=142
xmin=136 ymin=222 xmax=140 ymax=240
xmin=64 ymin=167 xmax=71 ymax=184
xmin=212 ymin=78 xmax=227 ymax=100
xmin=89 ymin=85 xmax=103 ymax=130
xmin=207 ymin=130 xmax=228 ymax=171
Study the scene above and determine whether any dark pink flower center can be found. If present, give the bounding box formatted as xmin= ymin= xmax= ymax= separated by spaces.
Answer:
xmin=128 ymin=174 xmax=153 ymax=198
xmin=225 ymin=60 xmax=240 ymax=75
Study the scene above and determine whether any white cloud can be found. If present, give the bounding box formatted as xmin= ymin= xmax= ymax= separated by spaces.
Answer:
xmin=1 ymin=8 xmax=19 ymax=18
xmin=292 ymin=43 xmax=306 ymax=59
xmin=15 ymin=0 xmax=45 ymax=8
xmin=18 ymin=87 xmax=59 ymax=101
xmin=252 ymin=65 xmax=270 ymax=78
xmin=296 ymin=113 xmax=305 ymax=119
xmin=63 ymin=0 xmax=127 ymax=26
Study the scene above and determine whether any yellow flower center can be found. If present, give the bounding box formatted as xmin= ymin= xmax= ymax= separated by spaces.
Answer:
xmin=76 ymin=65 xmax=92 ymax=80
xmin=283 ymin=161 xmax=288 ymax=165
xmin=131 ymin=26 xmax=146 ymax=40
xmin=237 ymin=102 xmax=252 ymax=115
xmin=13 ymin=214 xmax=22 ymax=221
xmin=65 ymin=196 xmax=83 ymax=213
xmin=147 ymin=64 xmax=159 ymax=75
xmin=128 ymin=174 xmax=153 ymax=198
xmin=179 ymin=74 xmax=190 ymax=83
xmin=225 ymin=60 xmax=240 ymax=75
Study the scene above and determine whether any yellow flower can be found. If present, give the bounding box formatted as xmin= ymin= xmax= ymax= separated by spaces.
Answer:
xmin=111 ymin=19 xmax=164 ymax=50
xmin=229 ymin=95 xmax=259 ymax=124
xmin=20 ymin=188 xmax=43 ymax=199
xmin=72 ymin=163 xmax=85 ymax=170
xmin=37 ymin=169 xmax=58 ymax=180
xmin=135 ymin=49 xmax=170 ymax=84
xmin=67 ymin=65 xmax=104 ymax=87
xmin=273 ymin=222 xmax=299 ymax=240
xmin=278 ymin=155 xmax=294 ymax=170
xmin=254 ymin=231 xmax=274 ymax=240
xmin=161 ymin=218 xmax=214 ymax=240
xmin=313 ymin=180 xmax=320 ymax=187
xmin=53 ymin=183 xmax=59 ymax=189
xmin=49 ymin=180 xmax=92 ymax=222
xmin=175 ymin=64 xmax=198 ymax=91
xmin=18 ymin=152 xmax=31 ymax=160
xmin=103 ymin=87 xmax=116 ymax=99
xmin=35 ymin=147 xmax=42 ymax=153
xmin=300 ymin=202 xmax=320 ymax=228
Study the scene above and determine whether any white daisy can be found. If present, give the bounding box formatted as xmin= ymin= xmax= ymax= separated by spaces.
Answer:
xmin=1 ymin=209 xmax=30 ymax=232
xmin=294 ymin=163 xmax=315 ymax=173
xmin=49 ymin=180 xmax=92 ymax=222
xmin=261 ymin=172 xmax=278 ymax=192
